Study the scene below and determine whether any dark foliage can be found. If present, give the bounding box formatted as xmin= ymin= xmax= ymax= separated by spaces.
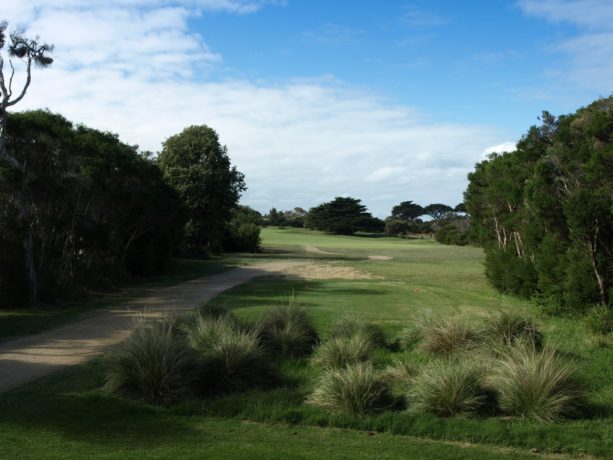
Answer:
xmin=465 ymin=97 xmax=613 ymax=314
xmin=305 ymin=197 xmax=383 ymax=235
xmin=0 ymin=111 xmax=184 ymax=306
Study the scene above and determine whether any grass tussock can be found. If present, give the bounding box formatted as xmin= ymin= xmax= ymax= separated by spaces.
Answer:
xmin=312 ymin=332 xmax=373 ymax=368
xmin=308 ymin=362 xmax=394 ymax=414
xmin=420 ymin=316 xmax=477 ymax=356
xmin=186 ymin=315 xmax=278 ymax=392
xmin=381 ymin=359 xmax=417 ymax=396
xmin=257 ymin=304 xmax=319 ymax=357
xmin=482 ymin=311 xmax=543 ymax=349
xmin=330 ymin=313 xmax=387 ymax=348
xmin=395 ymin=325 xmax=422 ymax=351
xmin=408 ymin=359 xmax=485 ymax=417
xmin=487 ymin=341 xmax=584 ymax=423
xmin=104 ymin=315 xmax=197 ymax=406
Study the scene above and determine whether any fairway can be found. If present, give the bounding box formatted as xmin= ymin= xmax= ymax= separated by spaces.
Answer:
xmin=0 ymin=228 xmax=611 ymax=459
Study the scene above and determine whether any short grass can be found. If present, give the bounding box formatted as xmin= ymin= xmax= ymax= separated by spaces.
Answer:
xmin=1 ymin=227 xmax=612 ymax=458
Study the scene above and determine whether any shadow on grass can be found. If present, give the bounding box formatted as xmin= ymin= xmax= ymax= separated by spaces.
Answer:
xmin=0 ymin=361 xmax=201 ymax=448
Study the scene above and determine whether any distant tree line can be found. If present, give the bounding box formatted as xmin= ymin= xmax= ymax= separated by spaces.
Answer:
xmin=465 ymin=97 xmax=612 ymax=313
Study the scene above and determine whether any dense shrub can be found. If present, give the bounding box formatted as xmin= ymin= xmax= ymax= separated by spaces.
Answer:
xmin=186 ymin=315 xmax=277 ymax=392
xmin=408 ymin=359 xmax=485 ymax=417
xmin=308 ymin=363 xmax=394 ymax=414
xmin=487 ymin=342 xmax=584 ymax=422
xmin=257 ymin=304 xmax=319 ymax=357
xmin=584 ymin=305 xmax=613 ymax=335
xmin=1 ymin=111 xmax=185 ymax=306
xmin=223 ymin=205 xmax=262 ymax=253
xmin=104 ymin=316 xmax=197 ymax=406
xmin=312 ymin=333 xmax=373 ymax=369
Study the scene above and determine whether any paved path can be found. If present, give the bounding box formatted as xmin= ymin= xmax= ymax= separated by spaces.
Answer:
xmin=0 ymin=261 xmax=302 ymax=393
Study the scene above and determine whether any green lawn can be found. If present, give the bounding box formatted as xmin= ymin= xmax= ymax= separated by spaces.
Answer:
xmin=1 ymin=227 xmax=611 ymax=459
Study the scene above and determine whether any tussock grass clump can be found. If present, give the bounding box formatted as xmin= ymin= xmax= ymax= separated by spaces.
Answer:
xmin=187 ymin=315 xmax=277 ymax=392
xmin=257 ymin=304 xmax=319 ymax=357
xmin=104 ymin=315 xmax=197 ymax=406
xmin=312 ymin=333 xmax=373 ymax=368
xmin=408 ymin=359 xmax=485 ymax=417
xmin=487 ymin=342 xmax=584 ymax=423
xmin=308 ymin=363 xmax=394 ymax=414
xmin=482 ymin=311 xmax=543 ymax=349
xmin=420 ymin=316 xmax=478 ymax=356
xmin=395 ymin=325 xmax=422 ymax=351
xmin=330 ymin=313 xmax=387 ymax=348
xmin=381 ymin=359 xmax=417 ymax=396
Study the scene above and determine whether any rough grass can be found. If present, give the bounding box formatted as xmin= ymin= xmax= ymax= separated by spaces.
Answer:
xmin=487 ymin=341 xmax=584 ymax=423
xmin=419 ymin=316 xmax=478 ymax=356
xmin=481 ymin=311 xmax=543 ymax=350
xmin=312 ymin=333 xmax=374 ymax=369
xmin=308 ymin=363 xmax=394 ymax=415
xmin=257 ymin=302 xmax=319 ymax=357
xmin=186 ymin=315 xmax=278 ymax=392
xmin=329 ymin=313 xmax=387 ymax=348
xmin=104 ymin=315 xmax=197 ymax=406
xmin=408 ymin=359 xmax=486 ymax=417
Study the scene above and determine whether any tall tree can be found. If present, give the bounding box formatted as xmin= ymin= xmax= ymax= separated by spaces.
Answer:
xmin=465 ymin=97 xmax=613 ymax=312
xmin=424 ymin=203 xmax=453 ymax=221
xmin=390 ymin=201 xmax=424 ymax=221
xmin=305 ymin=197 xmax=383 ymax=235
xmin=0 ymin=22 xmax=53 ymax=305
xmin=158 ymin=125 xmax=245 ymax=255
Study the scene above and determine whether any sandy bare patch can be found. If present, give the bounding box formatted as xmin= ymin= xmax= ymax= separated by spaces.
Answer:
xmin=303 ymin=245 xmax=336 ymax=255
xmin=280 ymin=262 xmax=382 ymax=280
xmin=368 ymin=255 xmax=394 ymax=260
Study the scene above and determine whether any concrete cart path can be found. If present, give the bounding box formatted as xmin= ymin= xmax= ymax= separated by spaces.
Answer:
xmin=0 ymin=261 xmax=303 ymax=393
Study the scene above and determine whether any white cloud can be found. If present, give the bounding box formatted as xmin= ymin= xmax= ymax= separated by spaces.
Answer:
xmin=517 ymin=0 xmax=613 ymax=92
xmin=482 ymin=141 xmax=516 ymax=157
xmin=4 ymin=2 xmax=501 ymax=217
xmin=516 ymin=0 xmax=613 ymax=30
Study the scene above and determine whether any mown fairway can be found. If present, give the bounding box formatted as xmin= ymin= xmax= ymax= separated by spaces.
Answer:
xmin=0 ymin=228 xmax=611 ymax=459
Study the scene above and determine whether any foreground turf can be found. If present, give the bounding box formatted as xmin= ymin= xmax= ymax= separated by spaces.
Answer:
xmin=0 ymin=361 xmax=572 ymax=460
xmin=1 ymin=227 xmax=611 ymax=458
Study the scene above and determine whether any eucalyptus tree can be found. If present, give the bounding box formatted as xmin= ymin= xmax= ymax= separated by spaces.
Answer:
xmin=0 ymin=22 xmax=53 ymax=305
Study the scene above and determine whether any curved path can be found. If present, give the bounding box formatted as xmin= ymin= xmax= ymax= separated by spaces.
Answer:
xmin=0 ymin=261 xmax=302 ymax=393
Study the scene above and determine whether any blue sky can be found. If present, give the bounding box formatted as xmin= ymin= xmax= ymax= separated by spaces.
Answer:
xmin=4 ymin=0 xmax=613 ymax=216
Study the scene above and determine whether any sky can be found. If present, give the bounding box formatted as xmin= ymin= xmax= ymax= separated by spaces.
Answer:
xmin=3 ymin=0 xmax=613 ymax=217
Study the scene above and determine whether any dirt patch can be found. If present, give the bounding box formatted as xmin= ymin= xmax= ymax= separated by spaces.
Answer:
xmin=303 ymin=245 xmax=336 ymax=255
xmin=280 ymin=262 xmax=382 ymax=280
xmin=368 ymin=255 xmax=394 ymax=260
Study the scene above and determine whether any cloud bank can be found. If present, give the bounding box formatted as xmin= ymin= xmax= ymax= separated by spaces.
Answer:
xmin=3 ymin=1 xmax=502 ymax=216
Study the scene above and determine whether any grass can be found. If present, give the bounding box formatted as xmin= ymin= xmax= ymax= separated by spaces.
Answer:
xmin=104 ymin=315 xmax=197 ymax=405
xmin=487 ymin=342 xmax=585 ymax=423
xmin=308 ymin=362 xmax=394 ymax=414
xmin=1 ymin=227 xmax=612 ymax=458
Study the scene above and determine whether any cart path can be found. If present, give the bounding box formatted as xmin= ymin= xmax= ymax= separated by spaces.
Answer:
xmin=0 ymin=260 xmax=303 ymax=393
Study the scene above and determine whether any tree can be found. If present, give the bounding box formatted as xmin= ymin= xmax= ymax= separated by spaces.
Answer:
xmin=0 ymin=110 xmax=184 ymax=306
xmin=305 ymin=197 xmax=382 ymax=235
xmin=465 ymin=96 xmax=613 ymax=312
xmin=424 ymin=203 xmax=453 ymax=221
xmin=454 ymin=203 xmax=467 ymax=214
xmin=0 ymin=22 xmax=53 ymax=305
xmin=390 ymin=201 xmax=424 ymax=221
xmin=158 ymin=125 xmax=245 ymax=255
